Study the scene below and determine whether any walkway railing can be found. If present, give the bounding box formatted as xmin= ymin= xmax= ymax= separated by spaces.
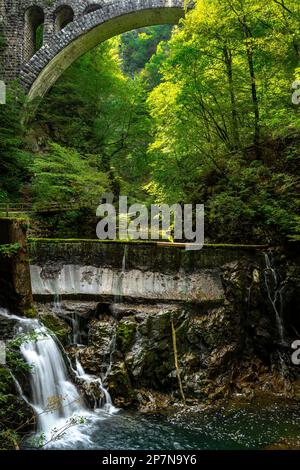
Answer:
xmin=0 ymin=202 xmax=84 ymax=216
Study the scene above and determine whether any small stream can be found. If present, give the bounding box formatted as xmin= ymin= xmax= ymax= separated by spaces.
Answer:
xmin=28 ymin=401 xmax=300 ymax=450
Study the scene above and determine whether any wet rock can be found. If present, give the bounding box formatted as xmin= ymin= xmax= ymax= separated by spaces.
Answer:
xmin=183 ymin=371 xmax=209 ymax=399
xmin=39 ymin=313 xmax=71 ymax=344
xmin=115 ymin=317 xmax=137 ymax=353
xmin=187 ymin=307 xmax=233 ymax=348
xmin=135 ymin=388 xmax=177 ymax=414
xmin=76 ymin=376 xmax=105 ymax=409
xmin=36 ymin=301 xmax=98 ymax=319
xmin=107 ymin=361 xmax=135 ymax=407
xmin=109 ymin=303 xmax=178 ymax=320
xmin=76 ymin=319 xmax=116 ymax=375
xmin=264 ymin=439 xmax=300 ymax=450
xmin=58 ymin=301 xmax=98 ymax=319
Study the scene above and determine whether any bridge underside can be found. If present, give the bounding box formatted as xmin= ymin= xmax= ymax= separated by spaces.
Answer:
xmin=19 ymin=4 xmax=184 ymax=101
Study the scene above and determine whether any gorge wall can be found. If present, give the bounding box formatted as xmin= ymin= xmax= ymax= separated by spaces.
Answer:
xmin=28 ymin=240 xmax=300 ymax=409
xmin=0 ymin=218 xmax=33 ymax=315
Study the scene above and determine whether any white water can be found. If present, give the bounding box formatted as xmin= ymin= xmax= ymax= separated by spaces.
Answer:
xmin=52 ymin=284 xmax=84 ymax=345
xmin=75 ymin=358 xmax=118 ymax=414
xmin=70 ymin=313 xmax=83 ymax=345
xmin=263 ymin=253 xmax=285 ymax=344
xmin=20 ymin=326 xmax=82 ymax=433
xmin=0 ymin=308 xmax=116 ymax=447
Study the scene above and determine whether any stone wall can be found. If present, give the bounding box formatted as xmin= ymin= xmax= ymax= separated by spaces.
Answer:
xmin=0 ymin=0 xmax=184 ymax=94
xmin=0 ymin=218 xmax=33 ymax=314
xmin=29 ymin=240 xmax=262 ymax=304
xmin=29 ymin=240 xmax=261 ymax=272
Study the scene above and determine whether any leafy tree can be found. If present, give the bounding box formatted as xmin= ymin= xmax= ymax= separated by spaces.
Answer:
xmin=35 ymin=40 xmax=152 ymax=201
xmin=120 ymin=25 xmax=173 ymax=76
xmin=0 ymin=85 xmax=32 ymax=201
xmin=29 ymin=142 xmax=109 ymax=206
xmin=145 ymin=0 xmax=300 ymax=242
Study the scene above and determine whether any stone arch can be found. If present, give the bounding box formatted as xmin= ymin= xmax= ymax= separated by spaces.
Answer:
xmin=83 ymin=5 xmax=102 ymax=16
xmin=55 ymin=5 xmax=75 ymax=32
xmin=23 ymin=5 xmax=45 ymax=62
xmin=20 ymin=0 xmax=185 ymax=101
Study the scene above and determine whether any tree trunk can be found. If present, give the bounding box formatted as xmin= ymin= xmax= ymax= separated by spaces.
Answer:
xmin=223 ymin=44 xmax=241 ymax=150
xmin=243 ymin=22 xmax=260 ymax=158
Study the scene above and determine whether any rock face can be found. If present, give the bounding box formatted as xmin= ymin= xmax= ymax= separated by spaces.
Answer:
xmin=30 ymin=241 xmax=300 ymax=409
xmin=29 ymin=241 xmax=259 ymax=306
xmin=66 ymin=247 xmax=300 ymax=408
xmin=0 ymin=218 xmax=33 ymax=316
xmin=75 ymin=300 xmax=239 ymax=407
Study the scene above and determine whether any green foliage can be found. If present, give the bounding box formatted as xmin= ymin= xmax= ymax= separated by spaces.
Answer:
xmin=29 ymin=142 xmax=109 ymax=206
xmin=0 ymin=242 xmax=20 ymax=258
xmin=34 ymin=40 xmax=152 ymax=201
xmin=2 ymin=8 xmax=299 ymax=243
xmin=116 ymin=320 xmax=136 ymax=353
xmin=144 ymin=0 xmax=300 ymax=243
xmin=6 ymin=331 xmax=40 ymax=372
xmin=40 ymin=314 xmax=71 ymax=343
xmin=35 ymin=24 xmax=44 ymax=51
xmin=0 ymin=84 xmax=33 ymax=201
xmin=0 ymin=333 xmax=38 ymax=449
xmin=120 ymin=25 xmax=173 ymax=76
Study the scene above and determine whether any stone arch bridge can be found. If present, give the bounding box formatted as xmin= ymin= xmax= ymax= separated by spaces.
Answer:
xmin=0 ymin=0 xmax=185 ymax=100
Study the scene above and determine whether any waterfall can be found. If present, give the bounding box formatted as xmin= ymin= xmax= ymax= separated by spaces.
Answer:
xmin=122 ymin=245 xmax=127 ymax=272
xmin=105 ymin=327 xmax=118 ymax=381
xmin=75 ymin=357 xmax=117 ymax=414
xmin=0 ymin=309 xmax=116 ymax=446
xmin=71 ymin=313 xmax=83 ymax=345
xmin=113 ymin=245 xmax=128 ymax=303
xmin=263 ymin=253 xmax=285 ymax=344
xmin=53 ymin=293 xmax=62 ymax=313
xmin=16 ymin=318 xmax=83 ymax=433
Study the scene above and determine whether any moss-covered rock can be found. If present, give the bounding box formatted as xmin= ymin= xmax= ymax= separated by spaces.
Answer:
xmin=107 ymin=361 xmax=136 ymax=408
xmin=116 ymin=317 xmax=137 ymax=353
xmin=24 ymin=307 xmax=37 ymax=318
xmin=40 ymin=314 xmax=71 ymax=344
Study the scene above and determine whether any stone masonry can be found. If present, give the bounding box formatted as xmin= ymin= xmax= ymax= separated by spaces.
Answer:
xmin=0 ymin=0 xmax=185 ymax=99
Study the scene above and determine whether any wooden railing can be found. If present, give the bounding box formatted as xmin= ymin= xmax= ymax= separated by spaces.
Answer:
xmin=0 ymin=202 xmax=85 ymax=216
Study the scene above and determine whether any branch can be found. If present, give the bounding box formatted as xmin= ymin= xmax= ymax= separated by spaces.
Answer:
xmin=171 ymin=317 xmax=186 ymax=405
xmin=272 ymin=0 xmax=294 ymax=15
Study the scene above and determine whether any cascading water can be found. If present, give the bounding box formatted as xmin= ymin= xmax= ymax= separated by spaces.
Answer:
xmin=75 ymin=357 xmax=117 ymax=413
xmin=113 ymin=245 xmax=128 ymax=303
xmin=53 ymin=293 xmax=62 ymax=314
xmin=19 ymin=320 xmax=83 ymax=433
xmin=0 ymin=309 xmax=116 ymax=447
xmin=70 ymin=313 xmax=83 ymax=345
xmin=263 ymin=254 xmax=290 ymax=391
xmin=263 ymin=253 xmax=285 ymax=344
